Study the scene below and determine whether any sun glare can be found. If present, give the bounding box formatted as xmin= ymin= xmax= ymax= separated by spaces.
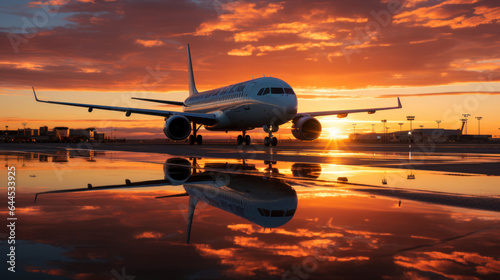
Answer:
xmin=326 ymin=127 xmax=347 ymax=139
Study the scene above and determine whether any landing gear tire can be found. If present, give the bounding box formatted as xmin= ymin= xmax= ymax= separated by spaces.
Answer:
xmin=271 ymin=137 xmax=278 ymax=146
xmin=244 ymin=135 xmax=251 ymax=145
xmin=189 ymin=135 xmax=195 ymax=145
xmin=263 ymin=124 xmax=279 ymax=147
xmin=264 ymin=137 xmax=270 ymax=147
xmin=237 ymin=135 xmax=243 ymax=145
xmin=196 ymin=135 xmax=202 ymax=145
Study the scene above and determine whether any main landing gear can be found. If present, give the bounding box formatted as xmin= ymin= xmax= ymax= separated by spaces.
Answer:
xmin=189 ymin=123 xmax=203 ymax=145
xmin=237 ymin=131 xmax=251 ymax=145
xmin=263 ymin=125 xmax=278 ymax=147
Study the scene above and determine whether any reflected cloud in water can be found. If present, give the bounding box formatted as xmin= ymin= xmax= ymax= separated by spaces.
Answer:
xmin=1 ymin=150 xmax=499 ymax=279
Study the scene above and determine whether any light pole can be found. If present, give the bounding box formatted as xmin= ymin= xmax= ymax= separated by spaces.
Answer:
xmin=398 ymin=123 xmax=403 ymax=132
xmin=462 ymin=114 xmax=470 ymax=135
xmin=381 ymin=119 xmax=387 ymax=142
xmin=476 ymin=117 xmax=482 ymax=135
xmin=371 ymin=124 xmax=375 ymax=133
xmin=419 ymin=125 xmax=424 ymax=130
xmin=436 ymin=120 xmax=441 ymax=129
xmin=352 ymin=124 xmax=356 ymax=135
xmin=406 ymin=116 xmax=415 ymax=132
xmin=22 ymin=122 xmax=27 ymax=136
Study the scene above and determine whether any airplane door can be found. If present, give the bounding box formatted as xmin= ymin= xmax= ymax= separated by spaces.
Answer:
xmin=243 ymin=82 xmax=256 ymax=110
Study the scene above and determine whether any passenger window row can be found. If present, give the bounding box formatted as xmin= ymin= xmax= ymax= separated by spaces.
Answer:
xmin=219 ymin=92 xmax=245 ymax=101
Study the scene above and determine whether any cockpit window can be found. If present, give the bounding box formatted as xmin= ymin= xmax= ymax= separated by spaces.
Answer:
xmin=285 ymin=209 xmax=296 ymax=217
xmin=271 ymin=87 xmax=284 ymax=94
xmin=271 ymin=210 xmax=285 ymax=217
xmin=257 ymin=88 xmax=265 ymax=96
xmin=261 ymin=208 xmax=270 ymax=216
xmin=284 ymin=88 xmax=295 ymax=95
xmin=262 ymin=88 xmax=270 ymax=95
xmin=258 ymin=208 xmax=296 ymax=217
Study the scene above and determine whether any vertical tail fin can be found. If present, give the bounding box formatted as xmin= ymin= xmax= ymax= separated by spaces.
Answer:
xmin=187 ymin=44 xmax=198 ymax=96
xmin=186 ymin=196 xmax=198 ymax=244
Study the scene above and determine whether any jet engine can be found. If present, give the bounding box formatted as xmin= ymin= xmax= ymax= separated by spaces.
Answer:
xmin=163 ymin=158 xmax=192 ymax=185
xmin=291 ymin=116 xmax=322 ymax=140
xmin=291 ymin=163 xmax=322 ymax=179
xmin=163 ymin=115 xmax=191 ymax=140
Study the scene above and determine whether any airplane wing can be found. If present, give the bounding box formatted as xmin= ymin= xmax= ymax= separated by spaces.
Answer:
xmin=34 ymin=179 xmax=171 ymax=203
xmin=32 ymin=87 xmax=216 ymax=125
xmin=297 ymin=97 xmax=402 ymax=118
xmin=131 ymin=97 xmax=185 ymax=106
xmin=33 ymin=174 xmax=216 ymax=203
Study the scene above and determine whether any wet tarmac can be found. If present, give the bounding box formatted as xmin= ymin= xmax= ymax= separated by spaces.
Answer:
xmin=0 ymin=143 xmax=499 ymax=279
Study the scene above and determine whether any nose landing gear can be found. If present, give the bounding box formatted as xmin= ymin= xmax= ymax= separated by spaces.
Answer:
xmin=263 ymin=125 xmax=278 ymax=147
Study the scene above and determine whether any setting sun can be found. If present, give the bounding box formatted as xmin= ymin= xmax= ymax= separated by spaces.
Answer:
xmin=325 ymin=126 xmax=347 ymax=139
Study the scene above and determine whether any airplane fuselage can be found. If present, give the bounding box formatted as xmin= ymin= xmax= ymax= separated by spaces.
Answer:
xmin=183 ymin=77 xmax=298 ymax=131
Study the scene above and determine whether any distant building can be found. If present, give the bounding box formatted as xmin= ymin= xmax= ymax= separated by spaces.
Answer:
xmin=94 ymin=132 xmax=105 ymax=141
xmin=70 ymin=128 xmax=95 ymax=140
xmin=18 ymin=128 xmax=36 ymax=136
xmin=39 ymin=126 xmax=48 ymax=136
xmin=54 ymin=127 xmax=69 ymax=140
xmin=351 ymin=128 xmax=491 ymax=143
xmin=1 ymin=125 xmax=107 ymax=143
xmin=396 ymin=129 xmax=462 ymax=143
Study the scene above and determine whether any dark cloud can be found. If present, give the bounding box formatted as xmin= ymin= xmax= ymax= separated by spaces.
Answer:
xmin=0 ymin=0 xmax=499 ymax=92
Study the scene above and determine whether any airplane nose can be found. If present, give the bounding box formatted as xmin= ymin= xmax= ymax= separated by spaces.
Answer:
xmin=286 ymin=95 xmax=298 ymax=115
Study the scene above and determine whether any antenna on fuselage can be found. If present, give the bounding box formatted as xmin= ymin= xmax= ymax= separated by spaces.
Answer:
xmin=187 ymin=44 xmax=198 ymax=96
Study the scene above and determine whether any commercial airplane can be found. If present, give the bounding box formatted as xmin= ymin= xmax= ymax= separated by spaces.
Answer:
xmin=33 ymin=44 xmax=402 ymax=146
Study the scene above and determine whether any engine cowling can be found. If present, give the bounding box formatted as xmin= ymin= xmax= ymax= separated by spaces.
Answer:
xmin=163 ymin=115 xmax=191 ymax=140
xmin=291 ymin=116 xmax=322 ymax=140
xmin=163 ymin=158 xmax=192 ymax=185
xmin=291 ymin=163 xmax=322 ymax=179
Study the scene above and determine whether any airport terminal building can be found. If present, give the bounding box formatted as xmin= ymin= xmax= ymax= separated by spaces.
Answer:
xmin=350 ymin=128 xmax=492 ymax=143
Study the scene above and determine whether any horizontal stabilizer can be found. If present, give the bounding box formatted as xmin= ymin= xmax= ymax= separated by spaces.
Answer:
xmin=155 ymin=193 xmax=189 ymax=199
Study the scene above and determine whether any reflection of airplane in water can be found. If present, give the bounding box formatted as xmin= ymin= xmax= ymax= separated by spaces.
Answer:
xmin=34 ymin=157 xmax=500 ymax=244
xmin=35 ymin=158 xmax=298 ymax=243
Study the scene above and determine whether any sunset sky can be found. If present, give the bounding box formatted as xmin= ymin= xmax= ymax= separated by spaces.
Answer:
xmin=1 ymin=0 xmax=499 ymax=139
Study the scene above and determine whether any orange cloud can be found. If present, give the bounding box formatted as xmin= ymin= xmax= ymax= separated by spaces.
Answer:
xmin=396 ymin=2 xmax=500 ymax=29
xmin=228 ymin=42 xmax=342 ymax=56
xmin=395 ymin=251 xmax=500 ymax=278
xmin=195 ymin=2 xmax=284 ymax=36
xmin=134 ymin=231 xmax=164 ymax=239
xmin=135 ymin=39 xmax=165 ymax=47
xmin=195 ymin=243 xmax=281 ymax=277
xmin=28 ymin=0 xmax=70 ymax=7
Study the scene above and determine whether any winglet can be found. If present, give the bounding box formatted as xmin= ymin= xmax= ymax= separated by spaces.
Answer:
xmin=397 ymin=97 xmax=402 ymax=108
xmin=32 ymin=86 xmax=40 ymax=102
